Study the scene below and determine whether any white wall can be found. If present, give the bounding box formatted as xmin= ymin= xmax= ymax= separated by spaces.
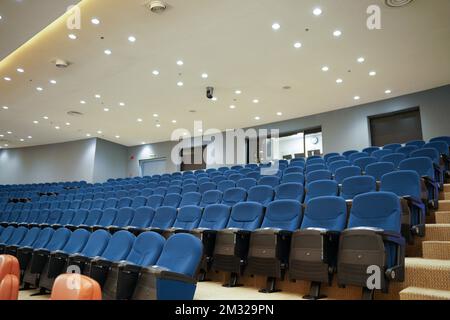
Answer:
xmin=93 ymin=139 xmax=128 ymax=183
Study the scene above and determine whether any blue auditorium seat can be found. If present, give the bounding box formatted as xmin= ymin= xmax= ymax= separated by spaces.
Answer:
xmin=198 ymin=182 xmax=217 ymax=194
xmin=284 ymin=167 xmax=303 ymax=175
xmin=341 ymin=176 xmax=377 ymax=200
xmin=305 ymin=164 xmax=327 ymax=175
xmin=380 ymin=153 xmax=407 ymax=168
xmin=167 ymin=186 xmax=182 ymax=195
xmin=236 ymin=178 xmax=257 ymax=191
xmin=258 ymin=176 xmax=280 ymax=188
xmin=146 ymin=195 xmax=164 ymax=210
xmin=365 ymin=162 xmax=395 ymax=181
xmin=153 ymin=187 xmax=167 ymax=197
xmin=383 ymin=143 xmax=402 ymax=152
xmin=289 ymin=196 xmax=347 ymax=299
xmin=329 ymin=160 xmax=351 ymax=174
xmin=282 ymin=173 xmax=305 ymax=184
xmin=146 ymin=206 xmax=177 ymax=231
xmin=162 ymin=193 xmax=182 ymax=208
xmin=306 ymin=158 xmax=325 ymax=166
xmin=372 ymin=149 xmax=393 ymax=161
xmin=323 ymin=153 xmax=340 ymax=163
xmin=92 ymin=199 xmax=105 ymax=210
xmin=107 ymin=207 xmax=135 ymax=232
xmin=212 ymin=176 xmax=227 ymax=184
xmin=221 ymin=188 xmax=247 ymax=206
xmin=182 ymin=184 xmax=198 ymax=194
xmin=104 ymin=198 xmax=118 ymax=209
xmin=125 ymin=207 xmax=155 ymax=233
xmin=117 ymin=197 xmax=132 ymax=209
xmin=334 ymin=166 xmax=361 ymax=184
xmin=0 ymin=226 xmax=28 ymax=253
xmin=362 ymin=147 xmax=380 ymax=155
xmin=195 ymin=204 xmax=231 ymax=230
xmin=246 ymin=200 xmax=302 ymax=292
xmin=396 ymin=145 xmax=419 ymax=157
xmin=353 ymin=157 xmax=377 ymax=171
xmin=132 ymin=233 xmax=203 ymax=300
xmin=169 ymin=206 xmax=203 ymax=231
xmin=179 ymin=192 xmax=202 ymax=207
xmin=304 ymin=180 xmax=339 ymax=203
xmin=274 ymin=183 xmax=304 ymax=202
xmin=78 ymin=209 xmax=102 ymax=229
xmin=91 ymin=208 xmax=118 ymax=231
xmin=247 ymin=185 xmax=274 ymax=206
xmin=337 ymin=192 xmax=405 ymax=298
xmin=140 ymin=189 xmax=154 ymax=197
xmin=199 ymin=190 xmax=223 ymax=207
xmin=348 ymin=152 xmax=369 ymax=163
xmin=405 ymin=140 xmax=426 ymax=148
xmin=131 ymin=196 xmax=147 ymax=209
xmin=229 ymin=174 xmax=245 ymax=182
xmin=306 ymin=170 xmax=332 ymax=183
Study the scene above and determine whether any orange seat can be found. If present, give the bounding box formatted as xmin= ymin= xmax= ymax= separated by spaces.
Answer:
xmin=0 ymin=274 xmax=19 ymax=300
xmin=50 ymin=274 xmax=102 ymax=300
xmin=0 ymin=255 xmax=20 ymax=281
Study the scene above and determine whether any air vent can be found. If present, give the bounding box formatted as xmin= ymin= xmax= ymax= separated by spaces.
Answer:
xmin=144 ymin=0 xmax=167 ymax=13
xmin=67 ymin=111 xmax=83 ymax=117
xmin=385 ymin=0 xmax=414 ymax=7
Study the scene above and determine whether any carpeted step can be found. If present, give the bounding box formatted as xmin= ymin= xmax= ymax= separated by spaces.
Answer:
xmin=423 ymin=224 xmax=450 ymax=241
xmin=445 ymin=184 xmax=450 ymax=193
xmin=403 ymin=258 xmax=450 ymax=291
xmin=440 ymin=200 xmax=450 ymax=211
xmin=435 ymin=211 xmax=450 ymax=224
xmin=400 ymin=287 xmax=450 ymax=300
xmin=422 ymin=241 xmax=450 ymax=260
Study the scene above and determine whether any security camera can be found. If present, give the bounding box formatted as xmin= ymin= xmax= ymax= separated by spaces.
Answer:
xmin=206 ymin=87 xmax=214 ymax=99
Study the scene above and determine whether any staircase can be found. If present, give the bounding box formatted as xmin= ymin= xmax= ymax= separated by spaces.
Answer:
xmin=399 ymin=184 xmax=450 ymax=300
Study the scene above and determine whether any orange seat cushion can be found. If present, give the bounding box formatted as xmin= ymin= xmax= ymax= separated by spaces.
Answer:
xmin=51 ymin=274 xmax=102 ymax=300
xmin=0 ymin=274 xmax=19 ymax=300
xmin=0 ymin=255 xmax=20 ymax=281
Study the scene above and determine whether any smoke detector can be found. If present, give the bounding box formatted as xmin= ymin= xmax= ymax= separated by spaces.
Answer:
xmin=385 ymin=0 xmax=414 ymax=7
xmin=54 ymin=59 xmax=70 ymax=68
xmin=145 ymin=0 xmax=167 ymax=13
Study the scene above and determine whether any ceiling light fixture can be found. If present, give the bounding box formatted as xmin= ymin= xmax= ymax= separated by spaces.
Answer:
xmin=385 ymin=89 xmax=392 ymax=94
xmin=176 ymin=60 xmax=184 ymax=66
xmin=33 ymin=121 xmax=39 ymax=124
xmin=322 ymin=66 xmax=329 ymax=72
xmin=66 ymin=122 xmax=71 ymax=126
xmin=369 ymin=71 xmax=377 ymax=76
xmin=153 ymin=114 xmax=159 ymax=117
xmin=229 ymin=105 xmax=236 ymax=109
xmin=20 ymin=139 xmax=25 ymax=142
xmin=2 ymin=106 xmax=8 ymax=110
xmin=152 ymin=70 xmax=159 ymax=76
xmin=354 ymin=96 xmax=360 ymax=100
xmin=128 ymin=35 xmax=136 ymax=42
xmin=68 ymin=34 xmax=77 ymax=40
xmin=86 ymin=133 xmax=91 ymax=137
xmin=49 ymin=80 xmax=57 ymax=84
xmin=254 ymin=116 xmax=261 ymax=120
xmin=336 ymin=78 xmax=343 ymax=84
xmin=119 ymin=102 xmax=125 ymax=106
xmin=253 ymin=99 xmax=259 ymax=104
xmin=3 ymin=77 xmax=11 ymax=81
xmin=177 ymin=81 xmax=184 ymax=87
xmin=313 ymin=7 xmax=323 ymax=16
xmin=43 ymin=116 xmax=49 ymax=120
xmin=36 ymin=87 xmax=43 ymax=91
xmin=201 ymin=73 xmax=208 ymax=79
xmin=17 ymin=68 xmax=24 ymax=73
xmin=91 ymin=18 xmax=100 ymax=25
xmin=103 ymin=108 xmax=110 ymax=112
xmin=357 ymin=57 xmax=365 ymax=63
xmin=276 ymin=112 xmax=282 ymax=116
xmin=172 ymin=120 xmax=177 ymax=124
xmin=115 ymin=135 xmax=120 ymax=139
xmin=80 ymin=100 xmax=86 ymax=104
xmin=235 ymin=90 xmax=242 ymax=95
xmin=211 ymin=97 xmax=217 ymax=101
xmin=97 ymin=130 xmax=102 ymax=134
xmin=156 ymin=124 xmax=161 ymax=128
xmin=95 ymin=94 xmax=101 ymax=98
xmin=104 ymin=49 xmax=112 ymax=55
xmin=294 ymin=42 xmax=302 ymax=49
xmin=272 ymin=23 xmax=281 ymax=30
xmin=28 ymin=136 xmax=32 ymax=139
xmin=7 ymin=131 xmax=12 ymax=134
xmin=137 ymin=118 xmax=143 ymax=122
xmin=333 ymin=30 xmax=342 ymax=37
xmin=55 ymin=126 xmax=60 ymax=130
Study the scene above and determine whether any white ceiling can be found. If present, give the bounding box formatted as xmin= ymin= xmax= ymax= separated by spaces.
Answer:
xmin=0 ymin=0 xmax=449 ymax=148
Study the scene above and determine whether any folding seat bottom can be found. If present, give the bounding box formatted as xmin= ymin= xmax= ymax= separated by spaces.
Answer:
xmin=102 ymin=263 xmax=142 ymax=300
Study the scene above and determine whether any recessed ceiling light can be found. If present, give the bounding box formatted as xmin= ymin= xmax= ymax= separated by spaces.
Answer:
xmin=176 ymin=60 xmax=184 ymax=66
xmin=86 ymin=133 xmax=91 ymax=137
xmin=357 ymin=57 xmax=365 ymax=63
xmin=49 ymin=80 xmax=57 ymax=84
xmin=4 ymin=144 xmax=8 ymax=147
xmin=91 ymin=18 xmax=100 ymax=25
xmin=55 ymin=126 xmax=60 ymax=130
xmin=322 ymin=66 xmax=329 ymax=72
xmin=201 ymin=73 xmax=208 ymax=79
xmin=17 ymin=68 xmax=24 ymax=73
xmin=104 ymin=49 xmax=112 ymax=55
xmin=128 ymin=35 xmax=136 ymax=42
xmin=272 ymin=23 xmax=281 ymax=30
xmin=235 ymin=90 xmax=242 ymax=95
xmin=66 ymin=122 xmax=71 ymax=126
xmin=119 ymin=102 xmax=125 ymax=106
xmin=333 ymin=30 xmax=342 ymax=37
xmin=0 ymin=135 xmax=3 ymax=138
xmin=33 ymin=121 xmax=39 ymax=124
xmin=172 ymin=120 xmax=177 ymax=124
xmin=177 ymin=81 xmax=184 ymax=87
xmin=137 ymin=118 xmax=143 ymax=122
xmin=141 ymin=142 xmax=146 ymax=145
xmin=97 ymin=130 xmax=102 ymax=134
xmin=153 ymin=114 xmax=159 ymax=117
xmin=294 ymin=42 xmax=302 ymax=49
xmin=103 ymin=108 xmax=110 ymax=112
xmin=336 ymin=78 xmax=343 ymax=84
xmin=20 ymin=139 xmax=24 ymax=142
xmin=115 ymin=135 xmax=120 ymax=139
xmin=156 ymin=124 xmax=161 ymax=128
xmin=276 ymin=112 xmax=282 ymax=116
xmin=369 ymin=71 xmax=377 ymax=76
xmin=7 ymin=131 xmax=12 ymax=134
xmin=385 ymin=89 xmax=392 ymax=94
xmin=211 ymin=97 xmax=218 ymax=101
xmin=43 ymin=116 xmax=49 ymax=120
xmin=27 ymin=136 xmax=32 ymax=139
xmin=254 ymin=116 xmax=261 ymax=120
xmin=4 ymin=77 xmax=11 ymax=81
xmin=80 ymin=100 xmax=86 ymax=104
xmin=313 ymin=7 xmax=323 ymax=16
xmin=95 ymin=94 xmax=101 ymax=98
xmin=36 ymin=87 xmax=43 ymax=91
xmin=152 ymin=70 xmax=159 ymax=76
xmin=68 ymin=34 xmax=77 ymax=40
xmin=253 ymin=99 xmax=259 ymax=104
xmin=2 ymin=106 xmax=8 ymax=110
xmin=354 ymin=96 xmax=360 ymax=100
xmin=229 ymin=105 xmax=236 ymax=109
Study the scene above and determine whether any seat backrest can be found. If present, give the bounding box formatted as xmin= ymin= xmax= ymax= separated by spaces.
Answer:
xmin=80 ymin=200 xmax=92 ymax=210
xmin=162 ymin=193 xmax=182 ymax=208
xmin=405 ymin=140 xmax=425 ymax=148
xmin=140 ymin=188 xmax=153 ymax=197
xmin=50 ymin=274 xmax=101 ymax=300
xmin=236 ymin=178 xmax=257 ymax=191
xmin=284 ymin=167 xmax=303 ymax=175
xmin=198 ymin=182 xmax=217 ymax=194
xmin=372 ymin=149 xmax=393 ymax=160
xmin=153 ymin=187 xmax=167 ymax=196
xmin=362 ymin=147 xmax=380 ymax=155
xmin=149 ymin=206 xmax=177 ymax=229
xmin=424 ymin=142 xmax=449 ymax=156
xmin=380 ymin=170 xmax=422 ymax=199
xmin=117 ymin=197 xmax=132 ymax=209
xmin=172 ymin=206 xmax=203 ymax=230
xmin=341 ymin=176 xmax=377 ymax=200
xmin=274 ymin=183 xmax=304 ymax=202
xmin=247 ymin=185 xmax=274 ymax=206
xmin=329 ymin=160 xmax=351 ymax=174
xmin=261 ymin=200 xmax=302 ymax=231
xmin=282 ymin=173 xmax=305 ymax=184
xmin=301 ymin=196 xmax=347 ymax=231
xmin=304 ymin=180 xmax=339 ymax=203
xmin=82 ymin=209 xmax=102 ymax=226
xmin=103 ymin=198 xmax=118 ymax=209
xmin=383 ymin=143 xmax=402 ymax=151
xmin=380 ymin=153 xmax=406 ymax=168
xmin=323 ymin=153 xmax=340 ymax=163
xmin=305 ymin=164 xmax=327 ymax=174
xmin=229 ymin=174 xmax=245 ymax=182
xmin=167 ymin=186 xmax=182 ymax=195
xmin=217 ymin=180 xmax=236 ymax=192
xmin=61 ymin=228 xmax=90 ymax=254
xmin=112 ymin=207 xmax=134 ymax=227
xmin=430 ymin=136 xmax=450 ymax=146
xmin=365 ymin=162 xmax=396 ymax=181
xmin=45 ymin=228 xmax=71 ymax=251
xmin=146 ymin=195 xmax=164 ymax=209
xmin=32 ymin=227 xmax=55 ymax=249
xmin=182 ymin=184 xmax=198 ymax=194
xmin=328 ymin=155 xmax=346 ymax=164
xmin=226 ymin=202 xmax=264 ymax=230
xmin=100 ymin=230 xmax=135 ymax=261
xmin=47 ymin=209 xmax=63 ymax=225
xmin=59 ymin=210 xmax=76 ymax=226
xmin=155 ymin=233 xmax=203 ymax=277
xmin=80 ymin=229 xmax=111 ymax=257
xmin=306 ymin=170 xmax=332 ymax=183
xmin=125 ymin=231 xmax=165 ymax=266
xmin=5 ymin=227 xmax=28 ymax=245
xmin=180 ymin=192 xmax=202 ymax=207
xmin=335 ymin=166 xmax=361 ymax=184
xmin=69 ymin=200 xmax=81 ymax=210
xmin=200 ymin=190 xmax=223 ymax=207
xmin=399 ymin=157 xmax=435 ymax=180
xmin=197 ymin=204 xmax=231 ymax=230
xmin=0 ymin=274 xmax=19 ymax=300
xmin=342 ymin=150 xmax=358 ymax=158
xmin=348 ymin=192 xmax=401 ymax=233
xmin=129 ymin=206 xmax=155 ymax=228
xmin=348 ymin=152 xmax=369 ymax=163
xmin=131 ymin=196 xmax=147 ymax=209
xmin=353 ymin=157 xmax=378 ymax=171
xmin=221 ymin=187 xmax=247 ymax=206
xmin=97 ymin=208 xmax=118 ymax=227
xmin=396 ymin=145 xmax=419 ymax=157
xmin=91 ymin=199 xmax=105 ymax=210
xmin=17 ymin=227 xmax=41 ymax=247
xmin=258 ymin=176 xmax=280 ymax=188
